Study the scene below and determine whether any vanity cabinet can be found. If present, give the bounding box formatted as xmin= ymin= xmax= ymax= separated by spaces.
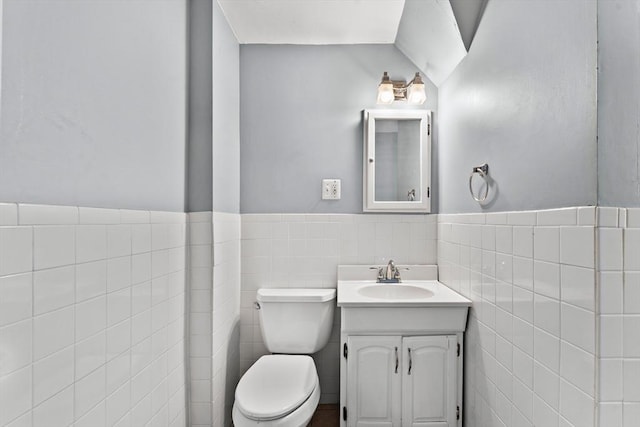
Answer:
xmin=344 ymin=335 xmax=459 ymax=427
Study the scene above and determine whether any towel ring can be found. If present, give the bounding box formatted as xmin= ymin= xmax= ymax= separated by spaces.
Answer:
xmin=469 ymin=163 xmax=489 ymax=202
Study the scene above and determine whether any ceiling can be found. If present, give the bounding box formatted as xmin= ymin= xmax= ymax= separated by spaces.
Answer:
xmin=217 ymin=0 xmax=407 ymax=45
xmin=217 ymin=0 xmax=486 ymax=86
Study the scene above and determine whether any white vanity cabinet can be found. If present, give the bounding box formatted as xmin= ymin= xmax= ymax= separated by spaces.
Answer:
xmin=343 ymin=334 xmax=461 ymax=427
xmin=336 ymin=266 xmax=471 ymax=427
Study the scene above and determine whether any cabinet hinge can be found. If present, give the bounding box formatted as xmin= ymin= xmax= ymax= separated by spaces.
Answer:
xmin=343 ymin=406 xmax=347 ymax=421
xmin=457 ymin=343 xmax=460 ymax=357
xmin=343 ymin=343 xmax=348 ymax=359
xmin=428 ymin=123 xmax=431 ymax=136
xmin=457 ymin=406 xmax=460 ymax=420
xmin=427 ymin=187 xmax=430 ymax=198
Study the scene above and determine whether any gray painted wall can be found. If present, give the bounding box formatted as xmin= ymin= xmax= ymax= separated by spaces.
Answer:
xmin=239 ymin=44 xmax=437 ymax=214
xmin=438 ymin=0 xmax=597 ymax=213
xmin=598 ymin=0 xmax=640 ymax=207
xmin=0 ymin=0 xmax=187 ymax=212
xmin=212 ymin=0 xmax=240 ymax=213
xmin=187 ymin=0 xmax=213 ymax=212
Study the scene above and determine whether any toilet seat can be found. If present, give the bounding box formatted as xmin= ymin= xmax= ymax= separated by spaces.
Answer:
xmin=234 ymin=355 xmax=319 ymax=421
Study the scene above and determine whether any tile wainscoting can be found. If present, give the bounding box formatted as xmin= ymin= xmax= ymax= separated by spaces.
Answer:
xmin=187 ymin=212 xmax=240 ymax=427
xmin=438 ymin=207 xmax=598 ymax=427
xmin=0 ymin=204 xmax=187 ymax=427
xmin=239 ymin=213 xmax=438 ymax=403
xmin=3 ymin=204 xmax=639 ymax=427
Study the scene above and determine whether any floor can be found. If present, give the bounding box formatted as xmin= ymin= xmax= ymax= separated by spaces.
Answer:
xmin=309 ymin=404 xmax=340 ymax=427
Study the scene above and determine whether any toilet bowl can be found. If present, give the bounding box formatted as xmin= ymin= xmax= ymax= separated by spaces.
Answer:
xmin=232 ymin=355 xmax=320 ymax=427
xmin=232 ymin=288 xmax=336 ymax=427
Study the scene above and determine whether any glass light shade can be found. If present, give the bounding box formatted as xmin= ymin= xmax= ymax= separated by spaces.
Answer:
xmin=377 ymin=82 xmax=395 ymax=104
xmin=407 ymin=82 xmax=426 ymax=105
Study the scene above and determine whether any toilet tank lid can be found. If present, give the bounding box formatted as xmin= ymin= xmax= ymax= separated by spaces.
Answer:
xmin=257 ymin=288 xmax=336 ymax=303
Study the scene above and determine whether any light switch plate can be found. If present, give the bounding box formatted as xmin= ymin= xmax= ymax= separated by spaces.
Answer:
xmin=322 ymin=179 xmax=341 ymax=200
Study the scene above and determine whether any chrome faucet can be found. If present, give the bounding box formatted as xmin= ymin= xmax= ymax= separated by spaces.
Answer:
xmin=370 ymin=260 xmax=406 ymax=283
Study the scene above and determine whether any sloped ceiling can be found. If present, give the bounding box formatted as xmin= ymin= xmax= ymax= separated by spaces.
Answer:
xmin=450 ymin=0 xmax=488 ymax=51
xmin=217 ymin=0 xmax=486 ymax=86
xmin=395 ymin=0 xmax=467 ymax=86
xmin=217 ymin=0 xmax=406 ymax=44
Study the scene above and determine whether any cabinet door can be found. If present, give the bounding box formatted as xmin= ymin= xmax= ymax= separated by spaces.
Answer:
xmin=347 ymin=336 xmax=402 ymax=427
xmin=402 ymin=336 xmax=457 ymax=427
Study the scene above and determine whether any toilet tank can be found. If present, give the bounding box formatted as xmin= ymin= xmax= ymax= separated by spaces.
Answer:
xmin=256 ymin=288 xmax=336 ymax=354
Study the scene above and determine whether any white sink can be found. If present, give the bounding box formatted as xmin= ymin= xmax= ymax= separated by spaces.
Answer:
xmin=357 ymin=284 xmax=434 ymax=300
xmin=337 ymin=265 xmax=471 ymax=333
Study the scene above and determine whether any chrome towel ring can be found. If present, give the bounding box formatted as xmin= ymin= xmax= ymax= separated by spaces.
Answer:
xmin=469 ymin=163 xmax=489 ymax=202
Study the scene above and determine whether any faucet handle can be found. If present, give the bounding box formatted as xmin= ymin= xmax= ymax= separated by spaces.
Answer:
xmin=369 ymin=266 xmax=384 ymax=280
xmin=393 ymin=266 xmax=409 ymax=281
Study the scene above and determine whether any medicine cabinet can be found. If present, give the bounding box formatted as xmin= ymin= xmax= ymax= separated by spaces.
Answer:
xmin=363 ymin=110 xmax=432 ymax=213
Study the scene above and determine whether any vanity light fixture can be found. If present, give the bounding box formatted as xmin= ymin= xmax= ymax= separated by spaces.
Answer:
xmin=376 ymin=71 xmax=427 ymax=105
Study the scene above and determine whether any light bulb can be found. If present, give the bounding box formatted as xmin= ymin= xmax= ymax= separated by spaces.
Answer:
xmin=377 ymin=83 xmax=394 ymax=104
xmin=407 ymin=82 xmax=426 ymax=105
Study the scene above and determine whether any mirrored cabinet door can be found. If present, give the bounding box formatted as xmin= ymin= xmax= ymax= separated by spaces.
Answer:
xmin=363 ymin=110 xmax=431 ymax=212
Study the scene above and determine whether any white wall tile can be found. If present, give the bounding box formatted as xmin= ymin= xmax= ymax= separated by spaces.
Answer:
xmin=107 ymin=257 xmax=131 ymax=293
xmin=33 ymin=307 xmax=74 ymax=361
xmin=600 ymin=359 xmax=623 ymax=401
xmin=74 ymin=365 xmax=106 ymax=419
xmin=600 ymin=402 xmax=622 ymax=427
xmin=0 ymin=203 xmax=18 ymax=226
xmin=0 ymin=365 xmax=32 ymax=426
xmin=33 ymin=347 xmax=74 ymax=405
xmin=20 ymin=204 xmax=78 ymax=225
xmin=79 ymin=207 xmax=120 ymax=225
xmin=560 ymin=341 xmax=594 ymax=396
xmin=561 ymin=303 xmax=595 ymax=353
xmin=600 ymin=272 xmax=623 ymax=314
xmin=534 ymin=261 xmax=560 ymax=299
xmin=624 ymin=403 xmax=640 ymax=427
xmin=0 ymin=319 xmax=32 ymax=375
xmin=534 ymin=328 xmax=560 ymax=373
xmin=600 ymin=315 xmax=623 ymax=358
xmin=534 ymin=227 xmax=560 ymax=263
xmin=534 ymin=294 xmax=560 ymax=336
xmin=33 ymin=266 xmax=75 ymax=315
xmin=559 ymin=379 xmax=594 ymax=427
xmin=513 ymin=256 xmax=534 ymax=290
xmin=560 ymin=265 xmax=595 ymax=311
xmin=0 ymin=273 xmax=33 ymax=327
xmin=32 ymin=384 xmax=74 ymax=427
xmin=598 ymin=207 xmax=619 ymax=228
xmin=598 ymin=228 xmax=623 ymax=271
xmin=107 ymin=225 xmax=132 ymax=258
xmin=623 ymin=315 xmax=640 ymax=357
xmin=513 ymin=227 xmax=534 ymax=258
xmin=34 ymin=226 xmax=75 ymax=270
xmin=624 ymin=228 xmax=640 ymax=271
xmin=0 ymin=227 xmax=33 ymax=276
xmin=76 ymin=295 xmax=106 ymax=341
xmin=560 ymin=227 xmax=594 ymax=268
xmin=537 ymin=208 xmax=577 ymax=226
xmin=577 ymin=207 xmax=596 ymax=226
xmin=76 ymin=225 xmax=107 ymax=263
xmin=534 ymin=362 xmax=560 ymax=409
xmin=76 ymin=260 xmax=107 ymax=302
xmin=75 ymin=332 xmax=106 ymax=380
xmin=624 ymin=272 xmax=640 ymax=314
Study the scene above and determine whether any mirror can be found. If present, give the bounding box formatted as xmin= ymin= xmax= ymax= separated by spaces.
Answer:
xmin=363 ymin=110 xmax=431 ymax=212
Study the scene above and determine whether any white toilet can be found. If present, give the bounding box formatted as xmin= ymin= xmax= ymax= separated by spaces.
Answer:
xmin=232 ymin=288 xmax=336 ymax=427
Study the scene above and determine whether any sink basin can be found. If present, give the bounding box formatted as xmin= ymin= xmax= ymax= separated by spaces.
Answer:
xmin=337 ymin=265 xmax=471 ymax=334
xmin=357 ymin=284 xmax=434 ymax=299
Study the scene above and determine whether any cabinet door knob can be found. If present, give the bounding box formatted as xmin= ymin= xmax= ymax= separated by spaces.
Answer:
xmin=407 ymin=348 xmax=412 ymax=375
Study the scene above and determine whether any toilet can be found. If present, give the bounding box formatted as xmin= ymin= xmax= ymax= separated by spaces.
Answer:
xmin=232 ymin=288 xmax=336 ymax=427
